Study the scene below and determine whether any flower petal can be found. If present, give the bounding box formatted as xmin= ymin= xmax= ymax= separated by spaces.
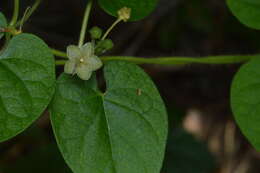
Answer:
xmin=76 ymin=64 xmax=92 ymax=80
xmin=64 ymin=60 xmax=76 ymax=74
xmin=88 ymin=56 xmax=103 ymax=71
xmin=67 ymin=45 xmax=81 ymax=60
xmin=81 ymin=42 xmax=95 ymax=59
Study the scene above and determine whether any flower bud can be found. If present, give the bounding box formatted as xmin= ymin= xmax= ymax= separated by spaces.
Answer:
xmin=89 ymin=26 xmax=103 ymax=40
xmin=101 ymin=39 xmax=114 ymax=50
xmin=118 ymin=7 xmax=131 ymax=22
xmin=95 ymin=39 xmax=114 ymax=55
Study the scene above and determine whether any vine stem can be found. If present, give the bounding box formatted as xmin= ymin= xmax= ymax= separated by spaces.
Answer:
xmin=101 ymin=18 xmax=122 ymax=40
xmin=99 ymin=55 xmax=255 ymax=65
xmin=53 ymin=51 xmax=257 ymax=65
xmin=78 ymin=0 xmax=93 ymax=47
xmin=9 ymin=0 xmax=20 ymax=26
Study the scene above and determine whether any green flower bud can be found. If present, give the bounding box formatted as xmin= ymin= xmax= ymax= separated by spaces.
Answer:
xmin=101 ymin=39 xmax=114 ymax=50
xmin=89 ymin=26 xmax=103 ymax=40
xmin=95 ymin=39 xmax=114 ymax=55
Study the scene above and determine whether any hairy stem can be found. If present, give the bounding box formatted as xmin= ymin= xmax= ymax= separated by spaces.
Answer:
xmin=78 ymin=0 xmax=93 ymax=47
xmin=10 ymin=0 xmax=20 ymax=26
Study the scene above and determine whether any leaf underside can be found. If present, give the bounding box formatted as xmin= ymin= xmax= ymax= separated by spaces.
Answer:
xmin=51 ymin=61 xmax=168 ymax=173
xmin=98 ymin=0 xmax=158 ymax=21
xmin=231 ymin=57 xmax=260 ymax=150
xmin=0 ymin=33 xmax=55 ymax=142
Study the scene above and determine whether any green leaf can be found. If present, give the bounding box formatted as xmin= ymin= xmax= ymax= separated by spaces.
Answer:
xmin=231 ymin=57 xmax=260 ymax=150
xmin=227 ymin=0 xmax=260 ymax=29
xmin=51 ymin=61 xmax=168 ymax=173
xmin=162 ymin=129 xmax=215 ymax=173
xmin=0 ymin=12 xmax=7 ymax=39
xmin=0 ymin=33 xmax=55 ymax=142
xmin=98 ymin=0 xmax=158 ymax=21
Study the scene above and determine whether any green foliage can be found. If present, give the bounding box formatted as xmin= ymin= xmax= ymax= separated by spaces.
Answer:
xmin=0 ymin=12 xmax=7 ymax=39
xmin=50 ymin=61 xmax=168 ymax=173
xmin=231 ymin=57 xmax=260 ymax=150
xmin=0 ymin=33 xmax=55 ymax=142
xmin=98 ymin=0 xmax=158 ymax=21
xmin=1 ymin=0 xmax=260 ymax=172
xmin=227 ymin=0 xmax=260 ymax=29
xmin=163 ymin=129 xmax=215 ymax=173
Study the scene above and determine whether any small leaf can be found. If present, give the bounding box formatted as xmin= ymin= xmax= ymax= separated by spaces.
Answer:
xmin=227 ymin=0 xmax=260 ymax=29
xmin=0 ymin=33 xmax=55 ymax=142
xmin=231 ymin=57 xmax=260 ymax=150
xmin=51 ymin=61 xmax=168 ymax=173
xmin=0 ymin=12 xmax=7 ymax=39
xmin=98 ymin=0 xmax=158 ymax=21
xmin=162 ymin=129 xmax=215 ymax=173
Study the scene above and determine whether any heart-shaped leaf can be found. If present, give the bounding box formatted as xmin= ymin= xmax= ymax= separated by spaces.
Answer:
xmin=227 ymin=0 xmax=260 ymax=29
xmin=0 ymin=12 xmax=7 ymax=39
xmin=0 ymin=33 xmax=55 ymax=142
xmin=98 ymin=0 xmax=158 ymax=21
xmin=51 ymin=61 xmax=168 ymax=173
xmin=231 ymin=57 xmax=260 ymax=150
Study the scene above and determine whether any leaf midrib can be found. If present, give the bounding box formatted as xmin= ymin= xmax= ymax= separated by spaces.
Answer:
xmin=101 ymin=95 xmax=117 ymax=173
xmin=101 ymin=94 xmax=158 ymax=173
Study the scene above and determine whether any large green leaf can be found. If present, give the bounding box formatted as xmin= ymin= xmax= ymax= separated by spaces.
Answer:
xmin=98 ymin=0 xmax=158 ymax=21
xmin=231 ymin=57 xmax=260 ymax=150
xmin=0 ymin=33 xmax=55 ymax=142
xmin=0 ymin=12 xmax=7 ymax=39
xmin=51 ymin=61 xmax=168 ymax=173
xmin=227 ymin=0 xmax=260 ymax=29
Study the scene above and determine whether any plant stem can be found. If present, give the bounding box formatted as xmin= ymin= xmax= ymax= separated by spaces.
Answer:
xmin=52 ymin=49 xmax=67 ymax=58
xmin=55 ymin=60 xmax=67 ymax=65
xmin=101 ymin=18 xmax=122 ymax=40
xmin=16 ymin=0 xmax=42 ymax=27
xmin=10 ymin=0 xmax=20 ymax=26
xmin=78 ymin=0 xmax=93 ymax=47
xmin=100 ymin=55 xmax=255 ymax=65
xmin=55 ymin=54 xmax=257 ymax=66
xmin=18 ymin=7 xmax=31 ymax=30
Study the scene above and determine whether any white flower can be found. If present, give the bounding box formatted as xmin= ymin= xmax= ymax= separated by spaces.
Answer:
xmin=64 ymin=42 xmax=102 ymax=80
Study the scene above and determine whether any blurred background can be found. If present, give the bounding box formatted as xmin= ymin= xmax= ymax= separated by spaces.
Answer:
xmin=1 ymin=0 xmax=260 ymax=172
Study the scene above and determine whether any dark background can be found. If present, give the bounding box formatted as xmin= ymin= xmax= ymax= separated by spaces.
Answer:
xmin=1 ymin=0 xmax=260 ymax=172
